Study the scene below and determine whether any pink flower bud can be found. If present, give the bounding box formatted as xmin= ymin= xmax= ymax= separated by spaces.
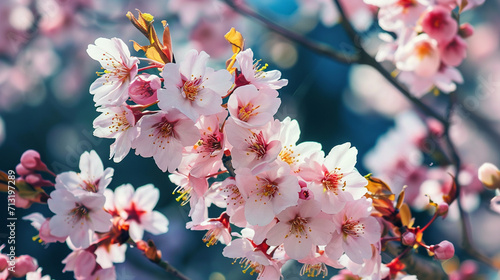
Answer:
xmin=420 ymin=6 xmax=458 ymax=44
xmin=431 ymin=240 xmax=455 ymax=260
xmin=24 ymin=173 xmax=54 ymax=187
xmin=437 ymin=203 xmax=449 ymax=218
xmin=20 ymin=150 xmax=49 ymax=172
xmin=128 ymin=74 xmax=160 ymax=105
xmin=402 ymin=232 xmax=416 ymax=246
xmin=478 ymin=163 xmax=500 ymax=190
xmin=0 ymin=254 xmax=8 ymax=271
xmin=16 ymin=163 xmax=32 ymax=177
xmin=11 ymin=255 xmax=38 ymax=277
xmin=459 ymin=23 xmax=474 ymax=38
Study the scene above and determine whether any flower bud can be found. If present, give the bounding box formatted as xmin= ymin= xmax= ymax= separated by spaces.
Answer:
xmin=430 ymin=240 xmax=455 ymax=260
xmin=20 ymin=150 xmax=49 ymax=172
xmin=0 ymin=253 xmax=8 ymax=271
xmin=16 ymin=163 xmax=32 ymax=177
xmin=129 ymin=74 xmax=160 ymax=105
xmin=437 ymin=203 xmax=449 ymax=218
xmin=478 ymin=163 xmax=500 ymax=189
xmin=11 ymin=255 xmax=38 ymax=277
xmin=25 ymin=173 xmax=54 ymax=187
xmin=299 ymin=187 xmax=313 ymax=200
xmin=402 ymin=232 xmax=416 ymax=246
xmin=459 ymin=23 xmax=474 ymax=38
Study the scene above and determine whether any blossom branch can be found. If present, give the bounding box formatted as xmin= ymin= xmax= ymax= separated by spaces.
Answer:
xmin=221 ymin=0 xmax=360 ymax=64
xmin=385 ymin=242 xmax=448 ymax=280
xmin=128 ymin=239 xmax=190 ymax=280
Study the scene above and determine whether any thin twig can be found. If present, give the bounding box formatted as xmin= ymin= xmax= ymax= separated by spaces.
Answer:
xmin=221 ymin=0 xmax=360 ymax=64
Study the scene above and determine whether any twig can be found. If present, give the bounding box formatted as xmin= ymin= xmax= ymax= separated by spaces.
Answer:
xmin=221 ymin=0 xmax=360 ymax=64
xmin=385 ymin=242 xmax=449 ymax=280
xmin=128 ymin=239 xmax=190 ymax=280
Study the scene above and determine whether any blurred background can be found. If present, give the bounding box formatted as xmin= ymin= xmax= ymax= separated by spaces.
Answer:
xmin=1 ymin=0 xmax=500 ymax=279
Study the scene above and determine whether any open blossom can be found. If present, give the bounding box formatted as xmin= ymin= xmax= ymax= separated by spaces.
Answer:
xmin=225 ymin=118 xmax=282 ymax=172
xmin=266 ymin=199 xmax=334 ymax=260
xmin=169 ymin=169 xmax=210 ymax=224
xmin=55 ymin=150 xmax=114 ymax=194
xmin=395 ymin=33 xmax=441 ymax=78
xmin=87 ymin=37 xmax=139 ymax=106
xmin=105 ymin=184 xmax=169 ymax=241
xmin=223 ymin=228 xmax=285 ymax=279
xmin=187 ymin=111 xmax=227 ymax=177
xmin=235 ymin=48 xmax=288 ymax=90
xmin=227 ymin=84 xmax=281 ymax=129
xmin=278 ymin=117 xmax=323 ymax=173
xmin=236 ymin=162 xmax=300 ymax=226
xmin=326 ymin=198 xmax=381 ymax=264
xmin=23 ymin=212 xmax=67 ymax=243
xmin=187 ymin=212 xmax=232 ymax=246
xmin=420 ymin=5 xmax=457 ymax=44
xmin=48 ymin=189 xmax=112 ymax=249
xmin=158 ymin=49 xmax=233 ymax=121
xmin=93 ymin=105 xmax=139 ymax=163
xmin=398 ymin=65 xmax=463 ymax=95
xmin=300 ymin=143 xmax=368 ymax=214
xmin=440 ymin=35 xmax=467 ymax=67
xmin=133 ymin=109 xmax=200 ymax=172
xmin=366 ymin=0 xmax=428 ymax=32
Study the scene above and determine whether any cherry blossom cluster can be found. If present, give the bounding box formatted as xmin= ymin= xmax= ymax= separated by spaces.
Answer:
xmin=366 ymin=0 xmax=484 ymax=96
xmin=0 ymin=245 xmax=48 ymax=280
xmin=3 ymin=149 xmax=168 ymax=280
xmin=81 ymin=11 xmax=462 ymax=279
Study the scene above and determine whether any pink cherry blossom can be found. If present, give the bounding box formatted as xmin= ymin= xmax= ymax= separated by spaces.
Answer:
xmin=278 ymin=117 xmax=324 ymax=173
xmin=169 ymin=170 xmax=209 ymax=224
xmin=266 ymin=199 xmax=334 ymax=260
xmin=225 ymin=118 xmax=282 ymax=172
xmin=227 ymin=84 xmax=281 ymax=129
xmin=398 ymin=64 xmax=463 ymax=95
xmin=222 ymin=228 xmax=285 ymax=279
xmin=95 ymin=243 xmax=127 ymax=269
xmin=367 ymin=0 xmax=429 ymax=32
xmin=48 ymin=189 xmax=112 ymax=249
xmin=236 ymin=48 xmax=288 ymax=90
xmin=93 ymin=105 xmax=139 ymax=163
xmin=22 ymin=213 xmax=67 ymax=243
xmin=132 ymin=109 xmax=200 ymax=172
xmin=338 ymin=242 xmax=382 ymax=279
xmin=325 ymin=198 xmax=381 ymax=264
xmin=158 ymin=49 xmax=233 ymax=121
xmin=395 ymin=33 xmax=441 ymax=78
xmin=62 ymin=249 xmax=98 ymax=279
xmin=187 ymin=212 xmax=232 ymax=246
xmin=236 ymin=162 xmax=300 ymax=226
xmin=109 ymin=184 xmax=169 ymax=241
xmin=440 ymin=35 xmax=467 ymax=67
xmin=300 ymin=143 xmax=368 ymax=214
xmin=87 ymin=37 xmax=139 ymax=106
xmin=128 ymin=74 xmax=161 ymax=105
xmin=420 ymin=5 xmax=458 ymax=44
xmin=218 ymin=177 xmax=247 ymax=227
xmin=186 ymin=111 xmax=227 ymax=177
xmin=55 ymin=150 xmax=114 ymax=194
xmin=297 ymin=246 xmax=343 ymax=278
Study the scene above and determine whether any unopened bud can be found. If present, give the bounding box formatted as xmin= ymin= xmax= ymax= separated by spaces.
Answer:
xmin=129 ymin=74 xmax=160 ymax=105
xmin=437 ymin=203 xmax=449 ymax=218
xmin=478 ymin=163 xmax=500 ymax=190
xmin=11 ymin=255 xmax=38 ymax=277
xmin=20 ymin=150 xmax=49 ymax=172
xmin=459 ymin=23 xmax=474 ymax=38
xmin=430 ymin=240 xmax=455 ymax=260
xmin=402 ymin=232 xmax=416 ymax=246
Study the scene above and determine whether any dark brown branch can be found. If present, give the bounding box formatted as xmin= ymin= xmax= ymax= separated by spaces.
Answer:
xmin=221 ymin=0 xmax=360 ymax=64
